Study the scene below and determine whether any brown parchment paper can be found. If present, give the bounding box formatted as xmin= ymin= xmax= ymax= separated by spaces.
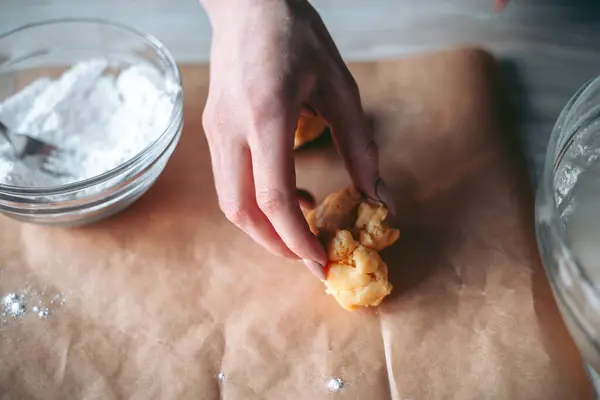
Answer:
xmin=0 ymin=48 xmax=591 ymax=399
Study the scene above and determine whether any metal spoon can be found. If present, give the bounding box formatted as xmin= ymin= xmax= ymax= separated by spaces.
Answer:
xmin=0 ymin=120 xmax=70 ymax=177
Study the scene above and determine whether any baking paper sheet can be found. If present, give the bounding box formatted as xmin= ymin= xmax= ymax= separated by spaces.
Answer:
xmin=0 ymin=48 xmax=590 ymax=399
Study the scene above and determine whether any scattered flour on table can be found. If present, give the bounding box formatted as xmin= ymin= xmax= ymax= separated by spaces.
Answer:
xmin=1 ymin=283 xmax=69 ymax=324
xmin=2 ymin=293 xmax=26 ymax=318
xmin=0 ymin=57 xmax=178 ymax=187
xmin=213 ymin=371 xmax=346 ymax=394
xmin=327 ymin=377 xmax=345 ymax=393
xmin=32 ymin=306 xmax=51 ymax=319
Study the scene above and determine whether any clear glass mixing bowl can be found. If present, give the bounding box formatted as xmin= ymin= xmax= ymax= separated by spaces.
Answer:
xmin=0 ymin=19 xmax=183 ymax=226
xmin=536 ymin=75 xmax=600 ymax=393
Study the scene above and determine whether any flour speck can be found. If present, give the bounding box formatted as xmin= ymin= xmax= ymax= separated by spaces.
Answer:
xmin=37 ymin=307 xmax=51 ymax=319
xmin=2 ymin=293 xmax=26 ymax=318
xmin=327 ymin=377 xmax=345 ymax=393
xmin=50 ymin=294 xmax=61 ymax=304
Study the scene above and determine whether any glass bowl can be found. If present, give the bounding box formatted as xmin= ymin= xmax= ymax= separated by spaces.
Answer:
xmin=0 ymin=18 xmax=183 ymax=226
xmin=535 ymin=75 xmax=600 ymax=392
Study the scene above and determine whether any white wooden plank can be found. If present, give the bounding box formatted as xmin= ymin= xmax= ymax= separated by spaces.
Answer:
xmin=1 ymin=0 xmax=599 ymax=183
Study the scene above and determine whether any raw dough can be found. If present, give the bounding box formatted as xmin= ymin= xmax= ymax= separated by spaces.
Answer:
xmin=294 ymin=113 xmax=328 ymax=149
xmin=306 ymin=187 xmax=400 ymax=311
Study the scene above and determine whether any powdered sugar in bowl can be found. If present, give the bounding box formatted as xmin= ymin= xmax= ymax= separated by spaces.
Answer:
xmin=0 ymin=19 xmax=183 ymax=226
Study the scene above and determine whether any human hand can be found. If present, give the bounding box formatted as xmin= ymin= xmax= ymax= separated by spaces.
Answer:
xmin=199 ymin=0 xmax=394 ymax=278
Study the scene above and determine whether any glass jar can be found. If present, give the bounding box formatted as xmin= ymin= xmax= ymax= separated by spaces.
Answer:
xmin=0 ymin=19 xmax=183 ymax=226
xmin=536 ymin=75 xmax=600 ymax=393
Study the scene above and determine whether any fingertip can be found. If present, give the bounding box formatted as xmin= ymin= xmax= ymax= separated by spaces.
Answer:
xmin=303 ymin=259 xmax=326 ymax=280
xmin=375 ymin=178 xmax=397 ymax=217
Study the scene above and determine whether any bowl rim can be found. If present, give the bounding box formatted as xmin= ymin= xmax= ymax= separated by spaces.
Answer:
xmin=0 ymin=17 xmax=183 ymax=196
xmin=537 ymin=75 xmax=600 ymax=300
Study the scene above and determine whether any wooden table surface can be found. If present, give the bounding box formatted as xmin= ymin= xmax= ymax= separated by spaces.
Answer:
xmin=2 ymin=0 xmax=600 ymax=186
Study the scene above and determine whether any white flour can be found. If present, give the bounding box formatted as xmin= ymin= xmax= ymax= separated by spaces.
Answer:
xmin=327 ymin=377 xmax=345 ymax=392
xmin=0 ymin=58 xmax=177 ymax=187
xmin=2 ymin=293 xmax=26 ymax=318
xmin=1 ymin=284 xmax=69 ymax=324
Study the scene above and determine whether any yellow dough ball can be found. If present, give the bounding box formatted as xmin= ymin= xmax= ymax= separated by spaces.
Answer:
xmin=306 ymin=187 xmax=399 ymax=311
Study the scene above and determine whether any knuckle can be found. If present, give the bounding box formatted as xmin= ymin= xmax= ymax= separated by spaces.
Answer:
xmin=256 ymin=189 xmax=291 ymax=216
xmin=202 ymin=96 xmax=233 ymax=138
xmin=202 ymin=105 xmax=218 ymax=136
xmin=219 ymin=201 xmax=252 ymax=227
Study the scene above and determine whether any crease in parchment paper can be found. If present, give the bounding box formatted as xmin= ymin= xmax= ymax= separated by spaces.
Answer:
xmin=54 ymin=333 xmax=71 ymax=386
xmin=380 ymin=316 xmax=401 ymax=400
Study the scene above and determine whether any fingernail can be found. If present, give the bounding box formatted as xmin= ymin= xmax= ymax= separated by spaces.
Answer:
xmin=375 ymin=179 xmax=396 ymax=216
xmin=303 ymin=259 xmax=326 ymax=280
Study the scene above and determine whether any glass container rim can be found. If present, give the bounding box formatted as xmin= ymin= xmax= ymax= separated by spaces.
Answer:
xmin=539 ymin=74 xmax=600 ymax=298
xmin=0 ymin=17 xmax=183 ymax=196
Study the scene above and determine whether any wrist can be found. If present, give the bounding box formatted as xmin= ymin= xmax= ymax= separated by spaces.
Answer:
xmin=200 ymin=0 xmax=270 ymax=17
xmin=199 ymin=0 xmax=297 ymax=25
